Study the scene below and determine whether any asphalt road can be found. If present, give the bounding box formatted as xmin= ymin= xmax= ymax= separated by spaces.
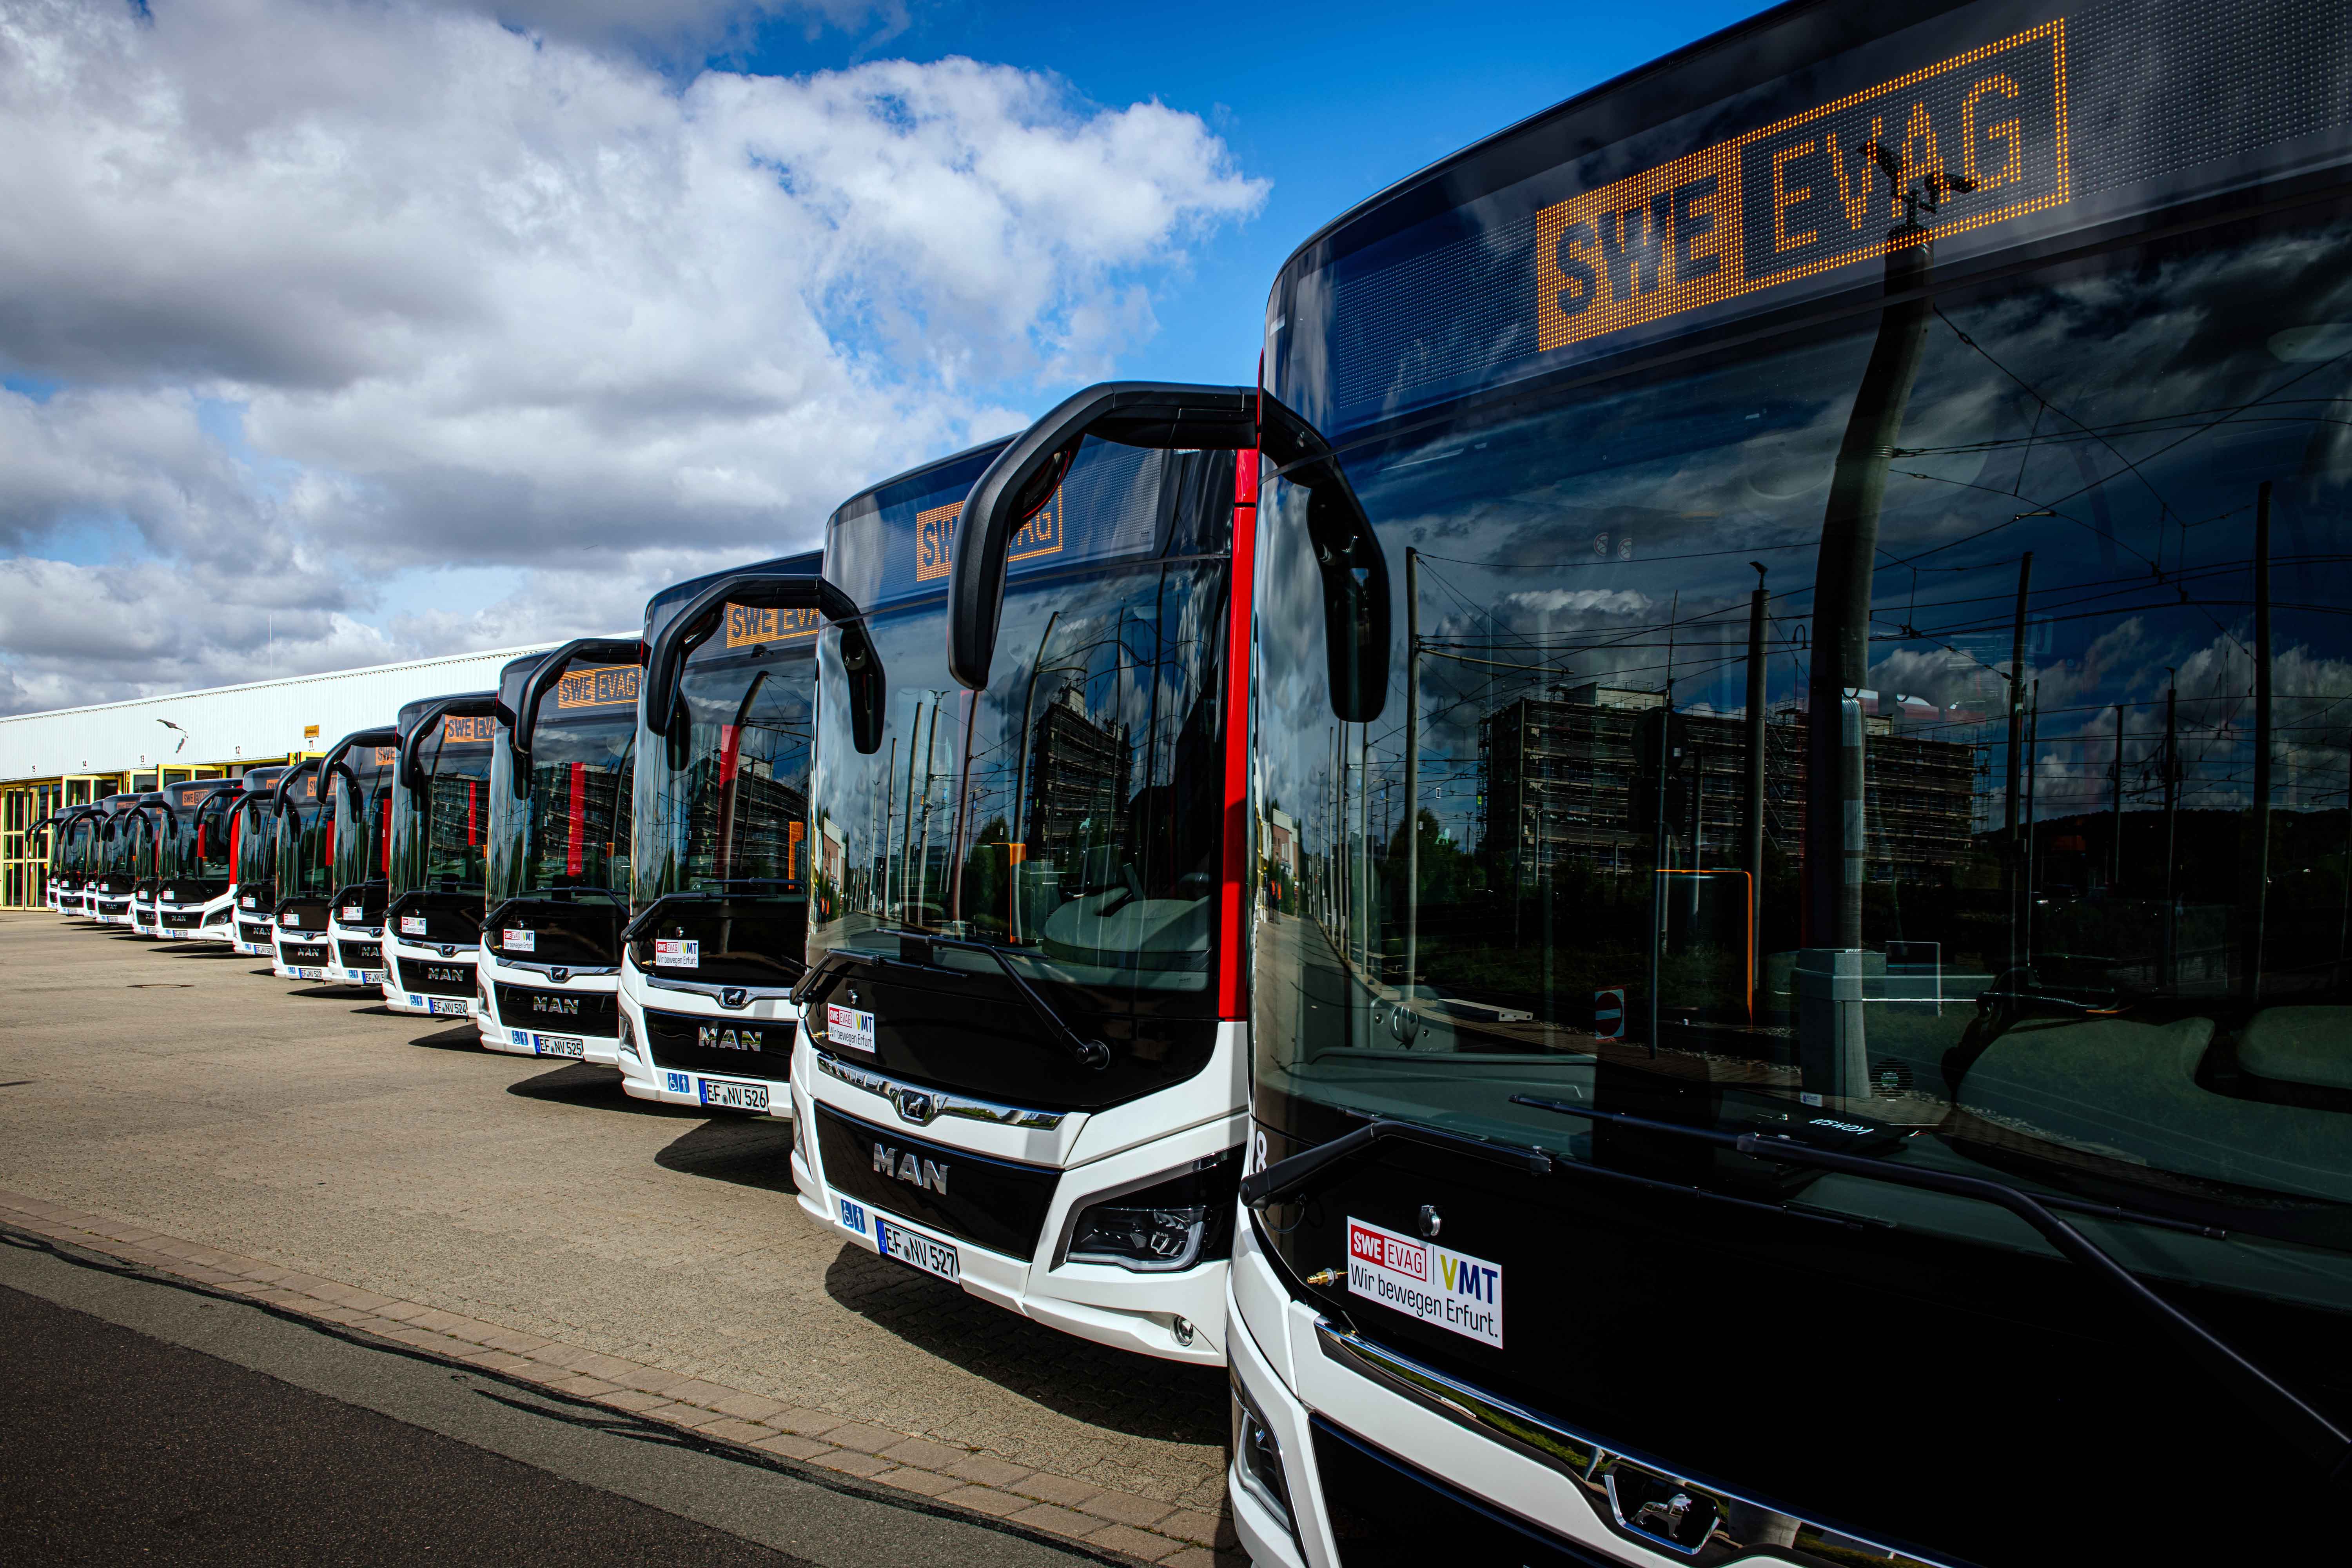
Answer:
xmin=0 ymin=914 xmax=1227 ymax=1513
xmin=0 ymin=1225 xmax=1099 ymax=1567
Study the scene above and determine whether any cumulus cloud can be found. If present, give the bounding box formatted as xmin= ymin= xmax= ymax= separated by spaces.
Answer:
xmin=0 ymin=0 xmax=1265 ymax=710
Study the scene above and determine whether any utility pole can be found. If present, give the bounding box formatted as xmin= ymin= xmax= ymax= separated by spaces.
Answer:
xmin=2245 ymin=480 xmax=2273 ymax=1005
xmin=2110 ymin=703 xmax=2125 ymax=894
xmin=1744 ymin=564 xmax=1768 ymax=1021
xmin=2003 ymin=550 xmax=2034 ymax=977
xmin=2162 ymin=672 xmax=2179 ymax=990
xmin=1403 ymin=548 xmax=1421 ymax=995
xmin=2023 ymin=679 xmax=2041 ymax=964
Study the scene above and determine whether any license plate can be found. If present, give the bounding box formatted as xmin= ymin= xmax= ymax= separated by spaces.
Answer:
xmin=290 ymin=966 xmax=327 ymax=981
xmin=697 ymin=1077 xmax=770 ymax=1112
xmin=428 ymin=998 xmax=471 ymax=1016
xmin=158 ymin=931 xmax=183 ymax=940
xmin=874 ymin=1216 xmax=960 ymax=1283
xmin=533 ymin=1034 xmax=585 ymax=1058
xmin=827 ymin=1003 xmax=877 ymax=1053
xmin=358 ymin=970 xmax=384 ymax=984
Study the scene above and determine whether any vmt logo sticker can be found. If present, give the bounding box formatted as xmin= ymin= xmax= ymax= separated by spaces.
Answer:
xmin=1346 ymin=1216 xmax=1503 ymax=1348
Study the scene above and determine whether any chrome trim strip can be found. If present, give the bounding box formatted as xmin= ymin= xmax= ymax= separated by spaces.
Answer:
xmin=640 ymin=972 xmax=791 ymax=1003
xmin=1311 ymin=1320 xmax=1951 ymax=1568
xmin=495 ymin=957 xmax=621 ymax=980
xmin=813 ymin=1052 xmax=1066 ymax=1131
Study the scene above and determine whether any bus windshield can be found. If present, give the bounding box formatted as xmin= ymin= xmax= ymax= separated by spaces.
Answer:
xmin=330 ymin=746 xmax=397 ymax=892
xmin=630 ymin=554 xmax=818 ymax=987
xmin=391 ymin=716 xmax=495 ymax=898
xmin=272 ymin=769 xmax=328 ymax=899
xmin=166 ymin=783 xmax=235 ymax=885
xmin=489 ymin=653 xmax=638 ymax=967
xmin=234 ymin=779 xmax=281 ymax=901
xmin=1251 ymin=5 xmax=2352 ymax=1539
xmin=805 ymin=436 xmax=1235 ymax=1106
xmin=495 ymin=667 xmax=636 ymax=907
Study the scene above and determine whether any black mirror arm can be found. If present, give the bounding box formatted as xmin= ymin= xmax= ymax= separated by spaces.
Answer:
xmin=398 ymin=699 xmax=496 ymax=794
xmin=642 ymin=573 xmax=862 ymax=737
xmin=947 ymin=381 xmax=1256 ymax=691
xmin=513 ymin=637 xmax=644 ymax=789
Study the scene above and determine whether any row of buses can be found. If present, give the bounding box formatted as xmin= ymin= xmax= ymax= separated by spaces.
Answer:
xmin=33 ymin=2 xmax=2352 ymax=1560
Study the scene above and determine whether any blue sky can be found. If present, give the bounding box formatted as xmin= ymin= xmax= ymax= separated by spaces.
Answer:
xmin=731 ymin=0 xmax=1772 ymax=387
xmin=0 ymin=0 xmax=1770 ymax=710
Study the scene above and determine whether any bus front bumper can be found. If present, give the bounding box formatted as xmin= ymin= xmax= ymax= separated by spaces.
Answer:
xmin=380 ymin=936 xmax=481 ymax=1018
xmin=479 ymin=955 xmax=621 ymax=1066
xmin=613 ymin=977 xmax=794 ymax=1114
xmin=791 ymin=1051 xmax=1239 ymax=1368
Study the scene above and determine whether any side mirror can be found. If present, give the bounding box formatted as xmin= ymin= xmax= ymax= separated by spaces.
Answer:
xmin=399 ymin=699 xmax=495 ymax=793
xmin=321 ymin=727 xmax=399 ymax=805
xmin=948 ymin=381 xmax=1256 ymax=691
xmin=642 ymin=572 xmax=885 ymax=754
xmin=513 ymin=637 xmax=644 ymax=795
xmin=1259 ymin=393 xmax=1388 ymax=723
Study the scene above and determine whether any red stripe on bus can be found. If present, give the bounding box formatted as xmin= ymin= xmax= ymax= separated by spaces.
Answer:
xmin=567 ymin=762 xmax=585 ymax=877
xmin=1218 ymin=447 xmax=1259 ymax=1021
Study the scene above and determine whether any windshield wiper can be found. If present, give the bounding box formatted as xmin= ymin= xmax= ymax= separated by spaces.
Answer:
xmin=791 ymin=935 xmax=1112 ymax=1071
xmin=1513 ymin=1095 xmax=2352 ymax=1483
xmin=913 ymin=934 xmax=1113 ymax=1071
xmin=1238 ymin=1116 xmax=1554 ymax=1210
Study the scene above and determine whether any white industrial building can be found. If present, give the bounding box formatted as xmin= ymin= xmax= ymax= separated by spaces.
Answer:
xmin=0 ymin=642 xmax=568 ymax=907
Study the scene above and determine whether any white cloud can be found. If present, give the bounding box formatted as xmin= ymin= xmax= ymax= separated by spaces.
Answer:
xmin=0 ymin=0 xmax=1265 ymax=710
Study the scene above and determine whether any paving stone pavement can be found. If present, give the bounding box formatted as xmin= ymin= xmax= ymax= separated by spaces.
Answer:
xmin=0 ymin=914 xmax=1241 ymax=1565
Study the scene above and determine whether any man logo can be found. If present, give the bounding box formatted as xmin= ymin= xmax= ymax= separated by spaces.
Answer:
xmin=893 ymin=1090 xmax=937 ymax=1125
xmin=872 ymin=1143 xmax=949 ymax=1194
xmin=697 ymin=1025 xmax=762 ymax=1052
xmin=720 ymin=987 xmax=750 ymax=1009
xmin=537 ymin=995 xmax=580 ymax=1016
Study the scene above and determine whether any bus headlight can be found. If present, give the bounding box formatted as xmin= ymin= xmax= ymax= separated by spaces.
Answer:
xmin=1065 ymin=1149 xmax=1240 ymax=1273
xmin=617 ymin=1010 xmax=638 ymax=1058
xmin=1230 ymin=1372 xmax=1297 ymax=1538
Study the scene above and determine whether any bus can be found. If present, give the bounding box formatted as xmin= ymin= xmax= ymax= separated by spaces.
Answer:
xmin=480 ymin=638 xmax=642 ymax=1065
xmin=320 ymin=728 xmax=401 ymax=987
xmin=230 ymin=765 xmax=294 ymax=956
xmin=89 ymin=792 xmax=145 ymax=924
xmin=35 ymin=804 xmax=95 ymax=915
xmin=127 ymin=790 xmax=176 ymax=937
xmin=267 ymin=762 xmax=330 ymax=981
xmin=382 ymin=691 xmax=497 ymax=1020
xmin=1225 ymin=3 xmax=2352 ymax=1564
xmin=153 ymin=778 xmax=241 ymax=942
xmin=619 ymin=552 xmax=827 ymax=1113
xmin=792 ymin=420 xmax=1250 ymax=1367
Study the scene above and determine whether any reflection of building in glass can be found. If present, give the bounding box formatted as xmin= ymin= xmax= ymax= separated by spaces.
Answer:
xmin=1025 ymin=687 xmax=1131 ymax=852
xmin=1478 ymin=684 xmax=1973 ymax=884
xmin=692 ymin=761 xmax=808 ymax=883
